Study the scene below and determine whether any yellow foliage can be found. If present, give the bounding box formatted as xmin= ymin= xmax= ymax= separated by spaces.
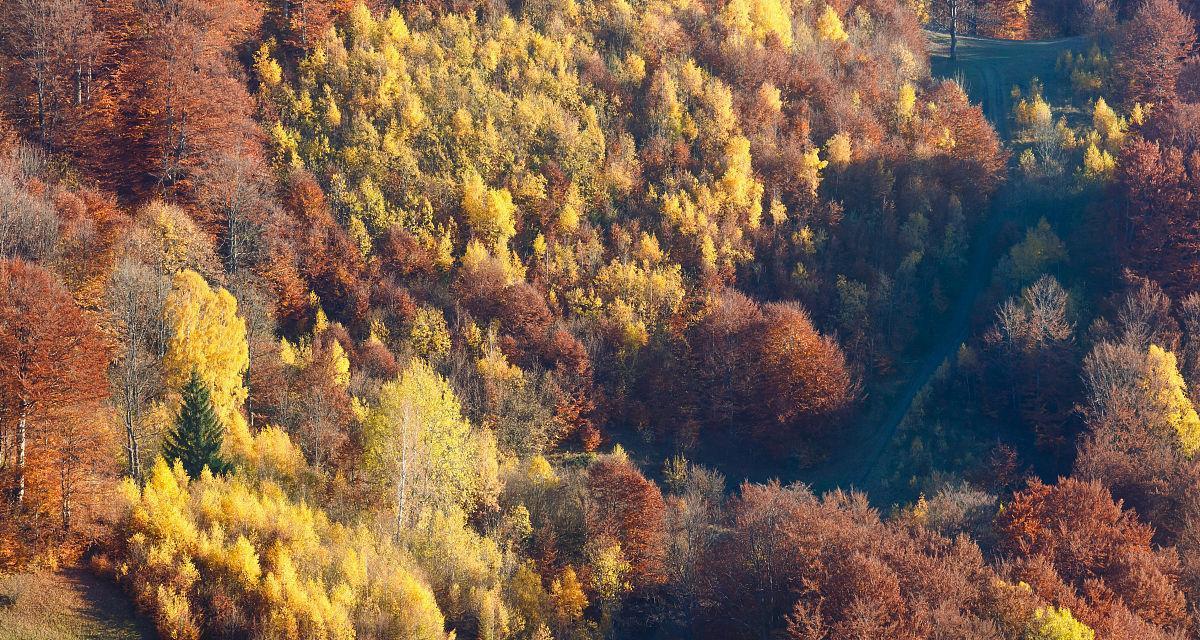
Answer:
xmin=510 ymin=562 xmax=548 ymax=632
xmin=254 ymin=44 xmax=282 ymax=88
xmin=557 ymin=182 xmax=583 ymax=233
xmin=118 ymin=460 xmax=446 ymax=640
xmin=410 ymin=306 xmax=452 ymax=360
xmin=364 ymin=359 xmax=490 ymax=523
xmin=587 ymin=540 xmax=631 ymax=613
xmin=1026 ymin=606 xmax=1094 ymax=640
xmin=757 ymin=82 xmax=784 ymax=116
xmin=816 ymin=5 xmax=848 ymax=43
xmin=478 ymin=341 xmax=525 ymax=386
xmin=722 ymin=0 xmax=795 ymax=48
xmin=769 ymin=197 xmax=788 ymax=225
xmin=797 ymin=147 xmax=828 ymax=196
xmin=162 ymin=270 xmax=251 ymax=452
xmin=526 ymin=455 xmax=559 ymax=486
xmin=1092 ymin=97 xmax=1126 ymax=150
xmin=897 ymin=83 xmax=917 ymax=120
xmin=910 ymin=0 xmax=931 ymax=24
xmin=1017 ymin=94 xmax=1053 ymax=128
xmin=635 ymin=232 xmax=665 ymax=265
xmin=1003 ymin=218 xmax=1067 ymax=286
xmin=1131 ymin=102 xmax=1148 ymax=126
xmin=751 ymin=0 xmax=794 ymax=47
xmin=330 ymin=340 xmax=351 ymax=388
xmin=1144 ymin=345 xmax=1200 ymax=457
xmin=549 ymin=566 xmax=588 ymax=629
xmin=240 ymin=426 xmax=307 ymax=483
xmin=1082 ymin=143 xmax=1116 ymax=181
xmin=722 ymin=0 xmax=756 ymax=47
xmin=718 ymin=136 xmax=766 ymax=229
xmin=402 ymin=507 xmax=506 ymax=635
xmin=142 ymin=201 xmax=212 ymax=276
xmin=825 ymin=132 xmax=852 ymax=168
xmin=593 ymin=258 xmax=686 ymax=331
xmin=532 ymin=233 xmax=547 ymax=260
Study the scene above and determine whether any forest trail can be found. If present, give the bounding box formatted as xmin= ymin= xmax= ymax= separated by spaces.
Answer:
xmin=0 ymin=568 xmax=154 ymax=640
xmin=806 ymin=32 xmax=1087 ymax=500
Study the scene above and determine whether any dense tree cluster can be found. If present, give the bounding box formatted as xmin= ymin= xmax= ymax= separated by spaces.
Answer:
xmin=3 ymin=0 xmax=1200 ymax=639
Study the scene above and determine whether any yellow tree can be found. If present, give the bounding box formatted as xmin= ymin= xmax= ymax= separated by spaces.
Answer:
xmin=1026 ymin=606 xmax=1095 ymax=640
xmin=816 ymin=5 xmax=848 ymax=43
xmin=1144 ymin=344 xmax=1200 ymax=456
xmin=161 ymin=269 xmax=250 ymax=449
xmin=462 ymin=170 xmax=518 ymax=249
xmin=363 ymin=359 xmax=487 ymax=527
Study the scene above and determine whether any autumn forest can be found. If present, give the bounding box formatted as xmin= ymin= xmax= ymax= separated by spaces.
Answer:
xmin=0 ymin=0 xmax=1198 ymax=638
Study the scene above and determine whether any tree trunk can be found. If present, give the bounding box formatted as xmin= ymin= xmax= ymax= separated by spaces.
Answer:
xmin=60 ymin=459 xmax=71 ymax=531
xmin=125 ymin=411 xmax=141 ymax=485
xmin=950 ymin=0 xmax=959 ymax=61
xmin=122 ymin=335 xmax=143 ymax=484
xmin=15 ymin=404 xmax=27 ymax=506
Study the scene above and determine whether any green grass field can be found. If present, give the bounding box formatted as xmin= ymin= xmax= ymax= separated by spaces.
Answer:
xmin=928 ymin=32 xmax=1088 ymax=139
xmin=0 ymin=570 xmax=154 ymax=640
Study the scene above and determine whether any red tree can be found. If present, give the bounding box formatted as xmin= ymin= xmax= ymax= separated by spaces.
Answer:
xmin=1114 ymin=0 xmax=1197 ymax=105
xmin=997 ymin=478 xmax=1188 ymax=630
xmin=100 ymin=0 xmax=263 ymax=202
xmin=1115 ymin=104 xmax=1200 ymax=297
xmin=585 ymin=455 xmax=668 ymax=588
xmin=757 ymin=302 xmax=856 ymax=441
xmin=0 ymin=0 xmax=105 ymax=155
xmin=0 ymin=259 xmax=111 ymax=546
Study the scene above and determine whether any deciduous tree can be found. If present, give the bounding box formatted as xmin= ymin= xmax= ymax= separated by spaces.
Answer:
xmin=1114 ymin=0 xmax=1196 ymax=104
xmin=0 ymin=259 xmax=110 ymax=536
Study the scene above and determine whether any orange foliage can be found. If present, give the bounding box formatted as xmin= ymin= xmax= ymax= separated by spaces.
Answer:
xmin=0 ymin=259 xmax=113 ymax=558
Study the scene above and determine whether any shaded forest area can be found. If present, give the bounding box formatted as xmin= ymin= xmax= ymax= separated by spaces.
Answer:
xmin=1 ymin=0 xmax=1200 ymax=638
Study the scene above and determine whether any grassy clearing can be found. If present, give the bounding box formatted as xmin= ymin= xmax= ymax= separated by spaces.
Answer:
xmin=0 ymin=569 xmax=153 ymax=640
xmin=927 ymin=32 xmax=1087 ymax=139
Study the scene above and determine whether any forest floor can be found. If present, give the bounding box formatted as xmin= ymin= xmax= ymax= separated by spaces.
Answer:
xmin=0 ymin=568 xmax=154 ymax=640
xmin=801 ymin=32 xmax=1088 ymax=501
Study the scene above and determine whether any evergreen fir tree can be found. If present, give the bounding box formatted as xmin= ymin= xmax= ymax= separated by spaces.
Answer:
xmin=162 ymin=370 xmax=231 ymax=477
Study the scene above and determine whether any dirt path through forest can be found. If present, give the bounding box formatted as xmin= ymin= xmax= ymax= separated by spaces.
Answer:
xmin=804 ymin=32 xmax=1086 ymax=499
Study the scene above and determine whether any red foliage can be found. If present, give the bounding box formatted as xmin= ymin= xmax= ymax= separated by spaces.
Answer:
xmin=1114 ymin=0 xmax=1197 ymax=105
xmin=1115 ymin=104 xmax=1200 ymax=298
xmin=0 ymin=259 xmax=112 ymax=553
xmin=374 ymin=226 xmax=435 ymax=281
xmin=98 ymin=0 xmax=264 ymax=203
xmin=758 ymin=302 xmax=856 ymax=437
xmin=698 ymin=482 xmax=1011 ymax=640
xmin=277 ymin=171 xmax=370 ymax=331
xmin=585 ymin=456 xmax=667 ymax=588
xmin=997 ymin=478 xmax=1189 ymax=630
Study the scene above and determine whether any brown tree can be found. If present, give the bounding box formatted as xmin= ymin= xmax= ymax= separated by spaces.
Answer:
xmin=0 ymin=0 xmax=104 ymax=154
xmin=997 ymin=478 xmax=1189 ymax=630
xmin=757 ymin=302 xmax=856 ymax=442
xmin=1115 ymin=105 xmax=1200 ymax=298
xmin=1114 ymin=0 xmax=1197 ymax=105
xmin=585 ymin=454 xmax=668 ymax=589
xmin=0 ymin=259 xmax=111 ymax=542
xmin=697 ymin=482 xmax=1028 ymax=640
xmin=100 ymin=0 xmax=262 ymax=202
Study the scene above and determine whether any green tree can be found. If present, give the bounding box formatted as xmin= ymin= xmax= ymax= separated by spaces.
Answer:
xmin=162 ymin=371 xmax=230 ymax=478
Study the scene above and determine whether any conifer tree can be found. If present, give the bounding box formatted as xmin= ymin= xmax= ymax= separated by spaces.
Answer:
xmin=162 ymin=370 xmax=230 ymax=477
